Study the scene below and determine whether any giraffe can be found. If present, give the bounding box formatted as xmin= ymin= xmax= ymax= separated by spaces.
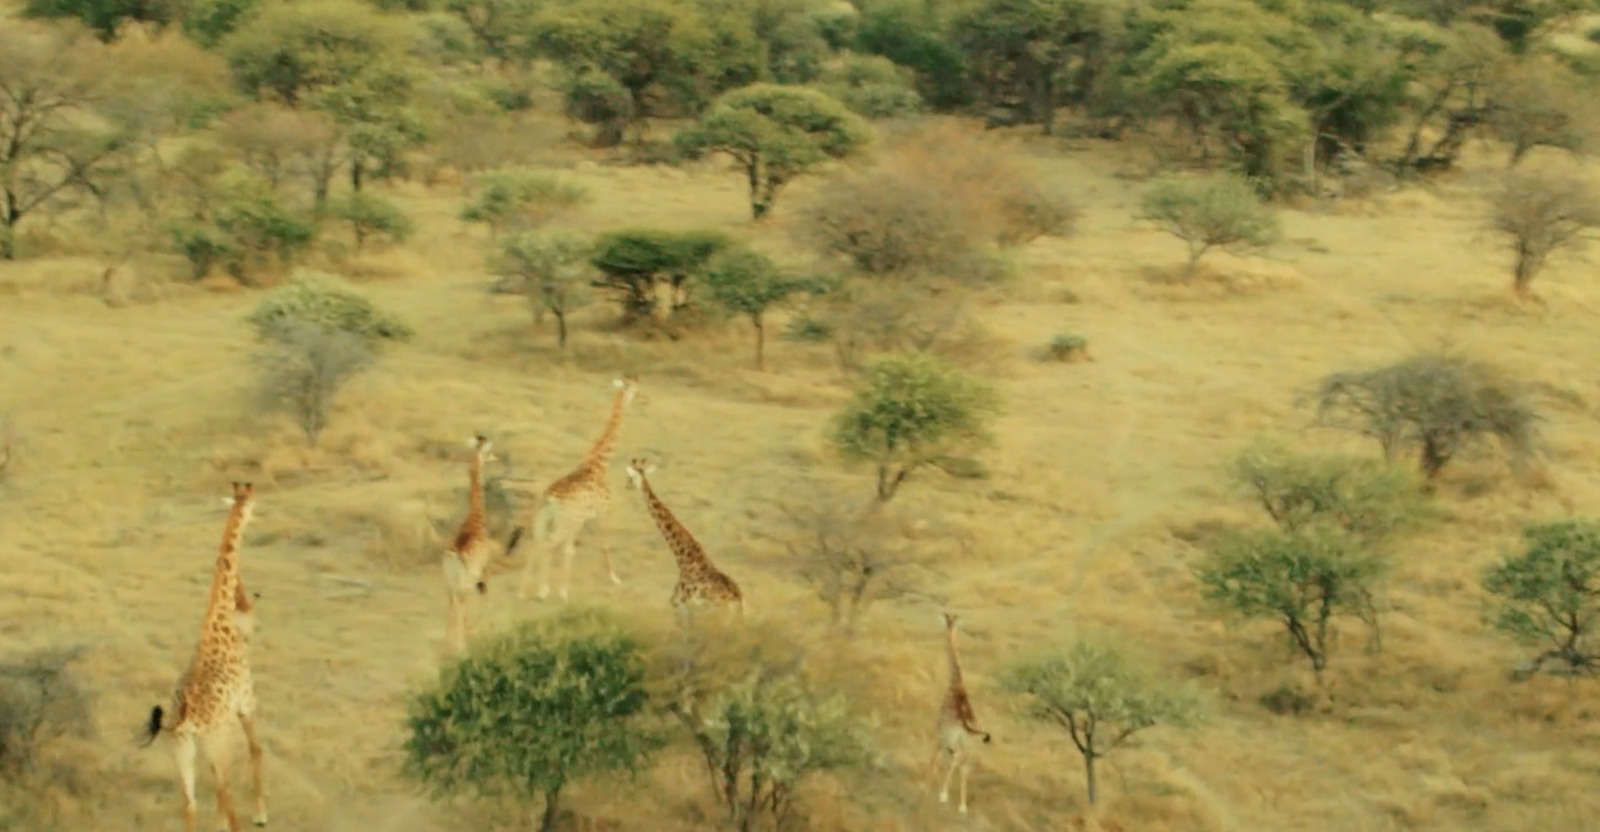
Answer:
xmin=928 ymin=611 xmax=991 ymax=815
xmin=441 ymin=433 xmax=498 ymax=656
xmin=624 ymin=458 xmax=745 ymax=622
xmin=510 ymin=377 xmax=637 ymax=602
xmin=144 ymin=482 xmax=269 ymax=832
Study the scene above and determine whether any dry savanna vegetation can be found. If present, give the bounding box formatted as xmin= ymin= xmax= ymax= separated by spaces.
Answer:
xmin=6 ymin=0 xmax=1600 ymax=829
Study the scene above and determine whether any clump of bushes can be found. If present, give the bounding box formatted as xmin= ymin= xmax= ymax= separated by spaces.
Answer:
xmin=246 ymin=271 xmax=414 ymax=343
xmin=1044 ymin=333 xmax=1089 ymax=362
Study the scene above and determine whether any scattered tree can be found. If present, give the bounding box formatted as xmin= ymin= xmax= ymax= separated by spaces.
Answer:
xmin=1002 ymin=637 xmax=1202 ymax=805
xmin=1137 ymin=174 xmax=1280 ymax=280
xmin=1228 ymin=438 xmax=1434 ymax=543
xmin=1196 ymin=526 xmax=1387 ymax=679
xmin=652 ymin=628 xmax=877 ymax=832
xmin=0 ymin=25 xmax=129 ymax=260
xmin=798 ymin=167 xmax=974 ymax=276
xmin=327 ymin=191 xmax=413 ymax=252
xmin=778 ymin=493 xmax=938 ymax=633
xmin=459 ymin=166 xmax=589 ymax=238
xmin=1483 ymin=520 xmax=1600 ymax=680
xmin=402 ymin=609 xmax=661 ymax=832
xmin=1310 ymin=354 xmax=1538 ymax=484
xmin=254 ymin=320 xmax=375 ymax=447
xmin=702 ymin=246 xmax=821 ymax=370
xmin=22 ymin=0 xmax=180 ymax=42
xmin=830 ymin=352 xmax=1001 ymax=503
xmin=589 ymin=228 xmax=731 ymax=321
xmin=1490 ymin=164 xmax=1600 ymax=297
xmin=1486 ymin=60 xmax=1595 ymax=168
xmin=675 ymin=84 xmax=873 ymax=219
xmin=215 ymin=103 xmax=343 ymax=199
xmin=246 ymin=271 xmax=415 ymax=344
xmin=491 ymin=230 xmax=596 ymax=349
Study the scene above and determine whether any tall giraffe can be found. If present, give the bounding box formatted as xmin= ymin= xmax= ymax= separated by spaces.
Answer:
xmin=510 ymin=377 xmax=636 ymax=602
xmin=928 ymin=611 xmax=991 ymax=815
xmin=144 ymin=482 xmax=269 ymax=832
xmin=624 ymin=458 xmax=745 ymax=622
xmin=441 ymin=434 xmax=497 ymax=656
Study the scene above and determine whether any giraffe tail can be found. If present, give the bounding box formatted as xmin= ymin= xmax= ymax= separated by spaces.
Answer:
xmin=505 ymin=525 xmax=526 ymax=556
xmin=141 ymin=705 xmax=166 ymax=747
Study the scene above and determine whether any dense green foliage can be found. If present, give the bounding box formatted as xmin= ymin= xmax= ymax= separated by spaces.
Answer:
xmin=246 ymin=271 xmax=414 ymax=343
xmin=402 ymin=610 xmax=661 ymax=832
xmin=1483 ymin=521 xmax=1600 ymax=678
xmin=831 ymin=352 xmax=1001 ymax=502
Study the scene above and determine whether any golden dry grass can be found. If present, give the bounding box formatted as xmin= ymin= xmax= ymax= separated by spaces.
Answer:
xmin=3 ymin=118 xmax=1600 ymax=832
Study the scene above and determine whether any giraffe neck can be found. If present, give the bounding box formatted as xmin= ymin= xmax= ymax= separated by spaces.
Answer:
xmin=945 ymin=625 xmax=965 ymax=687
xmin=581 ymin=389 xmax=628 ymax=473
xmin=203 ymin=504 xmax=252 ymax=633
xmin=639 ymin=477 xmax=706 ymax=575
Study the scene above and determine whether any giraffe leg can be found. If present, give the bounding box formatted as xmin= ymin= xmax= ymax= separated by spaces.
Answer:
xmin=938 ymin=748 xmax=960 ymax=805
xmin=201 ymin=732 xmax=241 ymax=832
xmin=175 ymin=731 xmax=199 ymax=832
xmin=445 ymin=591 xmax=465 ymax=656
xmin=600 ymin=542 xmax=621 ymax=585
xmin=926 ymin=745 xmax=943 ymax=786
xmin=958 ymin=757 xmax=970 ymax=814
xmin=559 ymin=538 xmax=577 ymax=603
xmin=238 ymin=713 xmax=269 ymax=826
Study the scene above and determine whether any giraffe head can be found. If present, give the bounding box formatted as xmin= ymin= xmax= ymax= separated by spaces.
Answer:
xmin=624 ymin=457 xmax=656 ymax=491
xmin=469 ymin=433 xmax=497 ymax=463
xmin=230 ymin=481 xmax=255 ymax=522
xmin=613 ymin=376 xmax=641 ymax=407
xmin=942 ymin=611 xmax=959 ymax=630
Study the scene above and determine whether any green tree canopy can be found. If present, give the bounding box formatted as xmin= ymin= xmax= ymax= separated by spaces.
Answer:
xmin=402 ymin=609 xmax=662 ymax=832
xmin=676 ymin=83 xmax=872 ymax=218
xmin=830 ymin=352 xmax=1001 ymax=502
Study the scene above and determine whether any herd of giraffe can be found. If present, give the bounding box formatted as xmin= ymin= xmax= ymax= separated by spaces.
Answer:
xmin=139 ymin=376 xmax=994 ymax=831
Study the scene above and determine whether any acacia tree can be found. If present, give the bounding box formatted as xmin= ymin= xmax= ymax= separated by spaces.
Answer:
xmin=1137 ymin=173 xmax=1280 ymax=280
xmin=1483 ymin=521 xmax=1600 ymax=680
xmin=0 ymin=25 xmax=128 ymax=259
xmin=492 ymin=230 xmax=596 ymax=349
xmin=1491 ymin=165 xmax=1600 ymax=298
xmin=1311 ymin=354 xmax=1539 ymax=484
xmin=702 ymin=246 xmax=821 ymax=370
xmin=1003 ymin=637 xmax=1202 ymax=805
xmin=675 ymin=84 xmax=873 ymax=219
xmin=1228 ymin=439 xmax=1434 ymax=543
xmin=830 ymin=352 xmax=1001 ymax=503
xmin=1196 ymin=526 xmax=1387 ymax=679
xmin=403 ymin=609 xmax=662 ymax=832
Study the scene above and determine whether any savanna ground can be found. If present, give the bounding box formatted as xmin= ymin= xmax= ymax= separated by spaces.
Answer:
xmin=4 ymin=90 xmax=1600 ymax=832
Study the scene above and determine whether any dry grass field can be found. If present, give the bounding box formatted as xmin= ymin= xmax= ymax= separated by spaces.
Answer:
xmin=4 ymin=110 xmax=1600 ymax=832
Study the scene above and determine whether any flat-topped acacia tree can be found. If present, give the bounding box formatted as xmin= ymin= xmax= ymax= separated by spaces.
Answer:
xmin=675 ymin=84 xmax=872 ymax=220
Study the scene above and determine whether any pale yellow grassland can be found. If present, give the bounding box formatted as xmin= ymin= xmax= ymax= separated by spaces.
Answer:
xmin=3 ymin=115 xmax=1600 ymax=832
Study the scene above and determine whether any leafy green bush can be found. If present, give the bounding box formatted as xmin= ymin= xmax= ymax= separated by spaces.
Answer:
xmin=246 ymin=272 xmax=414 ymax=343
xmin=1196 ymin=526 xmax=1387 ymax=678
xmin=1138 ymin=174 xmax=1280 ymax=280
xmin=681 ymin=668 xmax=876 ymax=832
xmin=702 ymin=246 xmax=824 ymax=370
xmin=1483 ymin=521 xmax=1600 ymax=679
xmin=459 ymin=166 xmax=589 ymax=236
xmin=831 ymin=352 xmax=1001 ymax=502
xmin=1227 ymin=439 xmax=1434 ymax=542
xmin=491 ymin=230 xmax=596 ymax=348
xmin=1044 ymin=332 xmax=1088 ymax=362
xmin=1004 ymin=637 xmax=1203 ymax=805
xmin=814 ymin=54 xmax=926 ymax=119
xmin=326 ymin=191 xmax=413 ymax=251
xmin=403 ymin=609 xmax=661 ymax=832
